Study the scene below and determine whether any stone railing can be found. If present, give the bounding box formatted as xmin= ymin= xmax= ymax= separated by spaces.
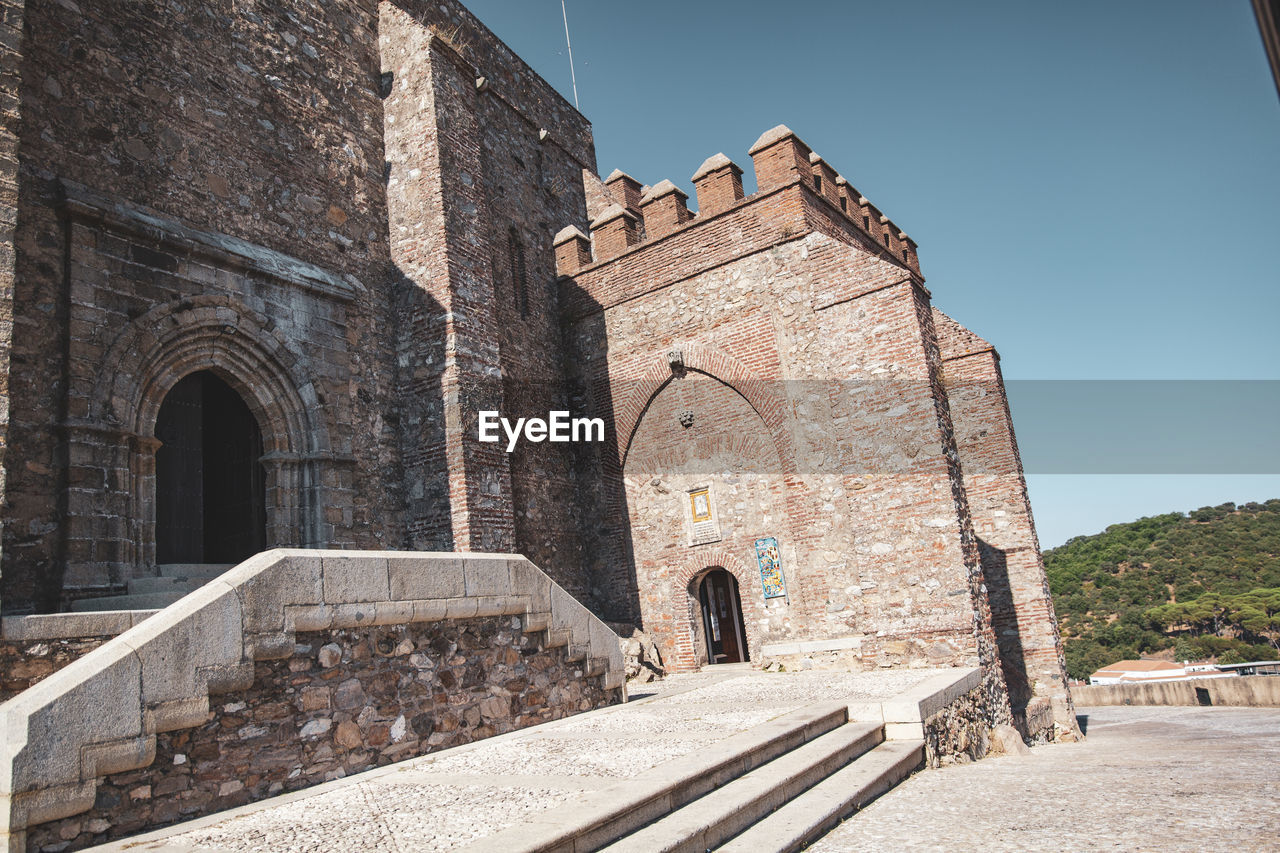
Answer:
xmin=0 ymin=550 xmax=624 ymax=852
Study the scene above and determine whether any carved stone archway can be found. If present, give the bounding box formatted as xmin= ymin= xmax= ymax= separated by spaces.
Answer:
xmin=64 ymin=294 xmax=331 ymax=586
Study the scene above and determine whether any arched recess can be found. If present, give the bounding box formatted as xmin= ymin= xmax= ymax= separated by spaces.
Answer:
xmin=613 ymin=344 xmax=797 ymax=478
xmin=620 ymin=362 xmax=801 ymax=672
xmin=66 ymin=294 xmax=330 ymax=577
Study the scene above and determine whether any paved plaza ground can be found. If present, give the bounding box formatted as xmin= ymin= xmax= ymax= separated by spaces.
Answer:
xmin=810 ymin=704 xmax=1280 ymax=853
xmin=95 ymin=673 xmax=1280 ymax=852
xmin=102 ymin=668 xmax=934 ymax=851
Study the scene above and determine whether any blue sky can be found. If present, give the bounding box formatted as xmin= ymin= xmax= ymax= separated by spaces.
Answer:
xmin=462 ymin=0 xmax=1280 ymax=547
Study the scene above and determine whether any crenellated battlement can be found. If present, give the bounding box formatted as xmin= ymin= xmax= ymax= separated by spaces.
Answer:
xmin=555 ymin=125 xmax=921 ymax=277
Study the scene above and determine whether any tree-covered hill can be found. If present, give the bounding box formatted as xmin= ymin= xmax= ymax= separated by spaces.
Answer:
xmin=1043 ymin=499 xmax=1280 ymax=680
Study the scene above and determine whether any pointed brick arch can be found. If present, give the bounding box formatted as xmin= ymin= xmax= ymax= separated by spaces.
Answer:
xmin=613 ymin=344 xmax=796 ymax=477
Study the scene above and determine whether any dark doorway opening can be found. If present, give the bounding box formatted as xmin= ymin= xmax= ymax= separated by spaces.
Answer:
xmin=155 ymin=371 xmax=266 ymax=565
xmin=698 ymin=569 xmax=749 ymax=664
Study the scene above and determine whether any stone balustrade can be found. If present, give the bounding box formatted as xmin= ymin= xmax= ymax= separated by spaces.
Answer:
xmin=0 ymin=550 xmax=624 ymax=852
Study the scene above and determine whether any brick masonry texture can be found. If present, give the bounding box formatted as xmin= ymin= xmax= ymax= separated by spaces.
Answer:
xmin=22 ymin=615 xmax=618 ymax=852
xmin=0 ymin=0 xmax=1074 ymax=756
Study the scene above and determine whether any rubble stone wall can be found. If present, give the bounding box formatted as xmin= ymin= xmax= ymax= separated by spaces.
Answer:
xmin=21 ymin=615 xmax=616 ymax=852
xmin=0 ymin=0 xmax=22 ymax=611
xmin=921 ymin=682 xmax=991 ymax=767
xmin=0 ymin=612 xmax=151 ymax=701
xmin=934 ymin=308 xmax=1078 ymax=737
xmin=0 ymin=550 xmax=625 ymax=853
xmin=0 ymin=636 xmax=107 ymax=703
xmin=2 ymin=0 xmax=402 ymax=610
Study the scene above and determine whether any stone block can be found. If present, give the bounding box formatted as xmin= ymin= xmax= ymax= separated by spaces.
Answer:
xmin=3 ymin=780 xmax=96 ymax=834
xmin=0 ymin=639 xmax=142 ymax=795
xmin=238 ymin=551 xmax=323 ymax=633
xmin=473 ymin=596 xmax=515 ymax=618
xmin=246 ymin=632 xmax=295 ymax=660
xmin=285 ymin=604 xmax=333 ymax=632
xmin=412 ymin=599 xmax=449 ymax=623
xmin=883 ymin=722 xmax=925 ymax=740
xmin=444 ymin=598 xmax=478 ymax=620
xmin=508 ymin=559 xmax=552 ymax=614
xmin=549 ymin=583 xmax=589 ymax=641
xmin=329 ymin=603 xmax=379 ymax=628
xmin=142 ymin=697 xmax=210 ymax=734
xmin=322 ymin=554 xmax=390 ymax=604
xmin=122 ymin=580 xmax=243 ymax=706
xmin=882 ymin=667 xmax=982 ymax=724
xmin=0 ymin=612 xmax=132 ymax=642
xmin=373 ymin=601 xmax=416 ymax=625
xmin=80 ymin=735 xmax=155 ymax=779
xmin=462 ymin=556 xmax=511 ymax=597
xmin=588 ymin=619 xmax=623 ymax=671
xmin=387 ymin=555 xmax=463 ymax=601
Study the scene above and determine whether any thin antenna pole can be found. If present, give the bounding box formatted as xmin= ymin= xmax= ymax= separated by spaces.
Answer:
xmin=561 ymin=0 xmax=580 ymax=110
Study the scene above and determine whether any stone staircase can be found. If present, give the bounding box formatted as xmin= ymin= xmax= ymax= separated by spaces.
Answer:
xmin=69 ymin=564 xmax=233 ymax=612
xmin=465 ymin=702 xmax=924 ymax=853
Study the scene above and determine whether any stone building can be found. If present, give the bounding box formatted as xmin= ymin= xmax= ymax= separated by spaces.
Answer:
xmin=0 ymin=0 xmax=1074 ymax=735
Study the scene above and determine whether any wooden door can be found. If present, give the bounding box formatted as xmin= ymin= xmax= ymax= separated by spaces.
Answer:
xmin=154 ymin=372 xmax=266 ymax=566
xmin=155 ymin=373 xmax=204 ymax=563
xmin=202 ymin=374 xmax=266 ymax=563
xmin=699 ymin=569 xmax=749 ymax=664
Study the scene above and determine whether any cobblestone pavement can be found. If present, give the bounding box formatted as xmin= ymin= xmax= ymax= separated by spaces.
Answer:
xmin=809 ymin=704 xmax=1280 ymax=853
xmin=100 ymin=667 xmax=939 ymax=851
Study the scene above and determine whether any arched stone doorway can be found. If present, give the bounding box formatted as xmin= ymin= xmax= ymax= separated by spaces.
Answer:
xmin=696 ymin=568 xmax=749 ymax=664
xmin=154 ymin=371 xmax=267 ymax=564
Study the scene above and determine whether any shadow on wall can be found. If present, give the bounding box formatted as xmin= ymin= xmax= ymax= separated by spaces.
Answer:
xmin=559 ymin=277 xmax=642 ymax=626
xmin=979 ymin=537 xmax=1032 ymax=726
xmin=392 ymin=264 xmax=453 ymax=553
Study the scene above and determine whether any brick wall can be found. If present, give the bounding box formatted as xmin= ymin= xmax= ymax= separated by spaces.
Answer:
xmin=560 ymin=134 xmax=1006 ymax=691
xmin=381 ymin=1 xmax=597 ymax=600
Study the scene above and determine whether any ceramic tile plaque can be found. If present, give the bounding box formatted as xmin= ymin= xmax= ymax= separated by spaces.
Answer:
xmin=755 ymin=536 xmax=786 ymax=599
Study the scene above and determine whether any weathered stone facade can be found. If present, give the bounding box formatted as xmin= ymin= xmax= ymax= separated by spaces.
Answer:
xmin=1 ymin=0 xmax=1074 ymax=752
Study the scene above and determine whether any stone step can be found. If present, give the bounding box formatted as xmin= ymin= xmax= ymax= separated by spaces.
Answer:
xmin=601 ymin=720 xmax=884 ymax=853
xmin=70 ymin=591 xmax=187 ymax=612
xmin=156 ymin=563 xmax=235 ymax=579
xmin=464 ymin=702 xmax=850 ymax=853
xmin=715 ymin=739 xmax=925 ymax=853
xmin=126 ymin=576 xmax=205 ymax=595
